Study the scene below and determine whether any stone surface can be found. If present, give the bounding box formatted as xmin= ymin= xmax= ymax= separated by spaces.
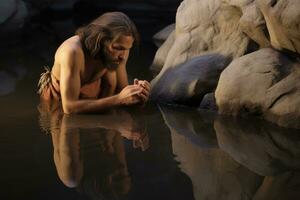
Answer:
xmin=257 ymin=0 xmax=300 ymax=54
xmin=152 ymin=23 xmax=175 ymax=47
xmin=227 ymin=0 xmax=271 ymax=48
xmin=150 ymin=0 xmax=252 ymax=105
xmin=215 ymin=48 xmax=300 ymax=128
xmin=199 ymin=92 xmax=217 ymax=110
xmin=150 ymin=29 xmax=175 ymax=75
xmin=150 ymin=0 xmax=300 ymax=111
xmin=151 ymin=0 xmax=250 ymax=75
xmin=150 ymin=54 xmax=231 ymax=105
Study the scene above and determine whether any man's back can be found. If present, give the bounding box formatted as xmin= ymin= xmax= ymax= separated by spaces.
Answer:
xmin=51 ymin=35 xmax=85 ymax=83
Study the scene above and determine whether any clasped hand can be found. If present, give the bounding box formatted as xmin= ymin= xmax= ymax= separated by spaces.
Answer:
xmin=118 ymin=79 xmax=151 ymax=105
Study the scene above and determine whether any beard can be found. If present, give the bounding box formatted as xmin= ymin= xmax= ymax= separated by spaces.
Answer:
xmin=97 ymin=47 xmax=122 ymax=70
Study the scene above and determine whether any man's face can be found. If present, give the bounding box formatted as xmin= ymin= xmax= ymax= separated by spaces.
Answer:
xmin=102 ymin=35 xmax=134 ymax=70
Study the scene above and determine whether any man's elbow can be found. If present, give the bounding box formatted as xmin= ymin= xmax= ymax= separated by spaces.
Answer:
xmin=63 ymin=106 xmax=76 ymax=114
xmin=62 ymin=102 xmax=79 ymax=114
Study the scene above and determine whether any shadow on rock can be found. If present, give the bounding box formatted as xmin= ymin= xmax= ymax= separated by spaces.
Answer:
xmin=151 ymin=54 xmax=231 ymax=107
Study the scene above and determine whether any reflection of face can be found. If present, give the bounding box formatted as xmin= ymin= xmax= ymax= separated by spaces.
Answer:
xmin=101 ymin=35 xmax=134 ymax=70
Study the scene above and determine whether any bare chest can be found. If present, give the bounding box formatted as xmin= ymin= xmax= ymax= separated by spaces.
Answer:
xmin=81 ymin=61 xmax=107 ymax=85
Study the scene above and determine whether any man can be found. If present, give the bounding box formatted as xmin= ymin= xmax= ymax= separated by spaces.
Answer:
xmin=38 ymin=12 xmax=151 ymax=114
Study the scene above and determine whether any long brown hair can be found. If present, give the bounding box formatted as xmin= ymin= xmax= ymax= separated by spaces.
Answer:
xmin=76 ymin=12 xmax=140 ymax=59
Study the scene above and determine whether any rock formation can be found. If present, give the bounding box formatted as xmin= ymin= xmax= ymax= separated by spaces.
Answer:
xmin=256 ymin=0 xmax=300 ymax=54
xmin=150 ymin=0 xmax=300 ymax=128
xmin=215 ymin=48 xmax=300 ymax=128
xmin=150 ymin=0 xmax=252 ymax=104
xmin=151 ymin=54 xmax=231 ymax=106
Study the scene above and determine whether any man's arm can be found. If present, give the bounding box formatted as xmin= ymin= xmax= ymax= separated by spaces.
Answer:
xmin=116 ymin=50 xmax=129 ymax=91
xmin=100 ymin=70 xmax=117 ymax=98
xmin=115 ymin=50 xmax=151 ymax=102
xmin=100 ymin=50 xmax=129 ymax=97
xmin=59 ymin=49 xmax=142 ymax=114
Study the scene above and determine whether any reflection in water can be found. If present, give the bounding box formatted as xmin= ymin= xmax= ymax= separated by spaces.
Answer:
xmin=215 ymin=116 xmax=300 ymax=200
xmin=36 ymin=101 xmax=300 ymax=200
xmin=0 ymin=66 xmax=27 ymax=96
xmin=215 ymin=116 xmax=300 ymax=175
xmin=159 ymin=105 xmax=300 ymax=200
xmin=159 ymin=105 xmax=218 ymax=148
xmin=159 ymin=105 xmax=262 ymax=200
xmin=38 ymin=102 xmax=149 ymax=199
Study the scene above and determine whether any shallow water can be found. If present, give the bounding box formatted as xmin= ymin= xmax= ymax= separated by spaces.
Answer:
xmin=1 ymin=17 xmax=300 ymax=200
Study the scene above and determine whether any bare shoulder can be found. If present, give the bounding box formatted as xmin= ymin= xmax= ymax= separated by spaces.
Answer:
xmin=51 ymin=36 xmax=84 ymax=79
xmin=55 ymin=36 xmax=84 ymax=65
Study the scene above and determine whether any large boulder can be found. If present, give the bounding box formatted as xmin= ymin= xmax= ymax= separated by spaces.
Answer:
xmin=150 ymin=0 xmax=252 ymax=105
xmin=215 ymin=48 xmax=300 ymax=128
xmin=224 ymin=0 xmax=270 ymax=48
xmin=150 ymin=28 xmax=175 ymax=75
xmin=150 ymin=0 xmax=251 ymax=76
xmin=150 ymin=54 xmax=231 ymax=105
xmin=256 ymin=0 xmax=300 ymax=54
xmin=152 ymin=23 xmax=175 ymax=47
xmin=149 ymin=0 xmax=300 ymax=109
xmin=150 ymin=0 xmax=272 ymax=78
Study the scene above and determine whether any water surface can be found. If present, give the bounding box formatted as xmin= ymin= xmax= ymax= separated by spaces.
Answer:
xmin=1 ymin=18 xmax=300 ymax=200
